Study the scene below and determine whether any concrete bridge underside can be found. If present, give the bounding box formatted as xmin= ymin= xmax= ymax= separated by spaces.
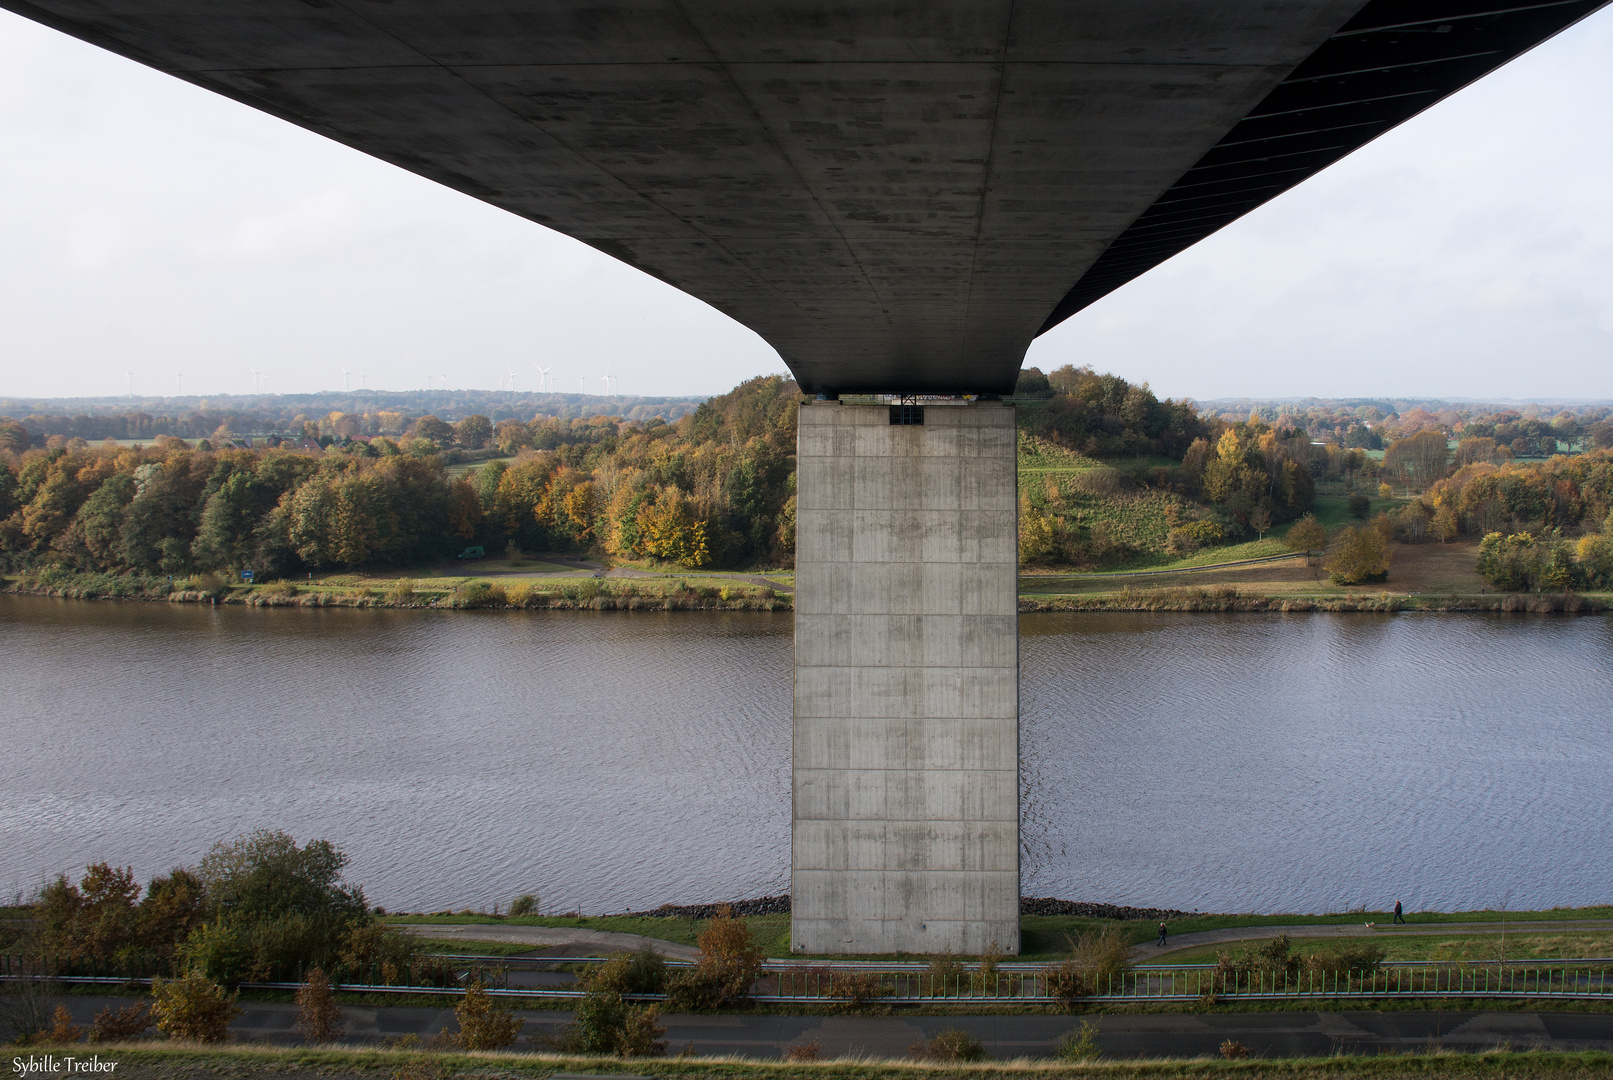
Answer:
xmin=8 ymin=0 xmax=1604 ymax=952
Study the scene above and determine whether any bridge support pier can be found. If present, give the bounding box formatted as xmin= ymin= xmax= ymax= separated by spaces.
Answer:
xmin=791 ymin=400 xmax=1020 ymax=955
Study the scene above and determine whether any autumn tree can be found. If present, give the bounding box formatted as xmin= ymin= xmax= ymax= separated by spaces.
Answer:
xmin=1284 ymin=514 xmax=1326 ymax=554
xmin=634 ymin=490 xmax=710 ymax=567
xmin=1477 ymin=532 xmax=1542 ymax=591
xmin=0 ymin=418 xmax=29 ymax=453
xmin=1383 ymin=430 xmax=1450 ymax=491
xmin=454 ymin=414 xmax=493 ymax=450
xmin=411 ymin=414 xmax=453 ymax=442
xmin=1431 ymin=502 xmax=1460 ymax=543
xmin=447 ymin=477 xmax=484 ymax=540
xmin=1326 ymin=525 xmax=1390 ymax=585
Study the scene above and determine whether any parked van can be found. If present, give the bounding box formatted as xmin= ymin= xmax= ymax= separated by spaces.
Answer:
xmin=457 ymin=546 xmax=486 ymax=560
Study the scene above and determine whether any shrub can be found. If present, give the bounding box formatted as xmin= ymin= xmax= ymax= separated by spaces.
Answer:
xmin=1042 ymin=959 xmax=1088 ymax=1002
xmin=1221 ymin=1039 xmax=1251 ymax=1060
xmin=386 ymin=580 xmax=415 ymax=604
xmin=1305 ymin=942 xmax=1385 ymax=976
xmin=1165 ymin=519 xmax=1224 ymax=556
xmin=589 ymin=944 xmax=668 ymax=996
xmin=338 ymin=918 xmax=421 ymax=983
xmin=90 ymin=1002 xmax=150 ymax=1042
xmin=180 ymin=910 xmax=354 ymax=983
xmin=1347 ymin=492 xmax=1371 ymax=519
xmin=668 ymin=909 xmax=762 ymax=1008
xmin=908 ymin=1028 xmax=987 ymax=1062
xmin=508 ymin=893 xmax=538 ymax=917
xmin=453 ymin=982 xmax=522 ymax=1050
xmin=0 ymin=958 xmax=56 ymax=1042
xmin=972 ymin=939 xmax=1004 ymax=993
xmin=450 ymin=580 xmax=506 ymax=608
xmin=1055 ymin=1020 xmax=1101 ymax=1062
xmin=47 ymin=1004 xmax=84 ymax=1044
xmin=150 ymin=971 xmax=240 ymax=1043
xmin=1044 ymin=925 xmax=1130 ymax=1003
xmin=551 ymin=986 xmax=664 ymax=1058
xmin=620 ymin=1006 xmax=667 ymax=1058
xmin=785 ymin=1041 xmax=820 ymax=1061
xmin=1070 ymin=466 xmax=1129 ymax=496
xmin=259 ymin=581 xmax=298 ymax=599
xmin=825 ymin=971 xmax=890 ymax=1006
xmin=192 ymin=572 xmax=229 ymax=599
xmin=925 ymin=951 xmax=968 ymax=997
xmin=1214 ymin=935 xmax=1301 ymax=986
xmin=294 ymin=965 xmax=344 ymax=1043
xmin=558 ymin=988 xmax=628 ymax=1054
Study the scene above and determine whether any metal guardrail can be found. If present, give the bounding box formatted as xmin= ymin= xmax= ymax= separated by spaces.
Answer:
xmin=6 ymin=954 xmax=1612 ymax=1006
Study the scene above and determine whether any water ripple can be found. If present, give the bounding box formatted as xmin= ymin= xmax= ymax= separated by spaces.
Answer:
xmin=3 ymin=598 xmax=1609 ymax=915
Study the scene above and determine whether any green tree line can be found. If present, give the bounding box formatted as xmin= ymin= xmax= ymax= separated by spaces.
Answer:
xmin=0 ymin=376 xmax=800 ymax=577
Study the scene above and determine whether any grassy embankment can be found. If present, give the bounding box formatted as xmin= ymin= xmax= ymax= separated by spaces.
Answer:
xmin=1153 ymin=929 xmax=1613 ymax=967
xmin=46 ymin=1045 xmax=1613 ymax=1080
xmin=388 ymin=907 xmax=1613 ymax=965
xmin=0 ymin=553 xmax=796 ymax=612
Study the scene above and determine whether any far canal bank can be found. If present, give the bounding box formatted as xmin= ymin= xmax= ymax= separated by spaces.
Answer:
xmin=6 ymin=566 xmax=1609 ymax=614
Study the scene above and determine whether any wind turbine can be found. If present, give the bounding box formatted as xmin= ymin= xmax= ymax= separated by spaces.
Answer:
xmin=579 ymin=374 xmax=587 ymax=394
xmin=360 ymin=372 xmax=366 ymax=389
xmin=249 ymin=368 xmax=259 ymax=394
xmin=508 ymin=368 xmax=518 ymax=392
xmin=600 ymin=374 xmax=617 ymax=397
xmin=174 ymin=372 xmax=183 ymax=396
xmin=342 ymin=369 xmax=350 ymax=392
xmin=535 ymin=364 xmax=550 ymax=392
xmin=125 ymin=372 xmax=133 ymax=396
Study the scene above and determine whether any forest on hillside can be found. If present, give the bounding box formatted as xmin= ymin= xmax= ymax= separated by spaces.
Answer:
xmin=2 ymin=369 xmax=1610 ymax=584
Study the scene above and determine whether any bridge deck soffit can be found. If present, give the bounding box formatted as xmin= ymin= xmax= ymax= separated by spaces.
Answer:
xmin=4 ymin=0 xmax=1606 ymax=393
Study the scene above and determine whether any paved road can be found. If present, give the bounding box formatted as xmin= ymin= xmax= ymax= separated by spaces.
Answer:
xmin=48 ymin=997 xmax=1613 ymax=1059
xmin=1135 ymin=920 xmax=1613 ymax=963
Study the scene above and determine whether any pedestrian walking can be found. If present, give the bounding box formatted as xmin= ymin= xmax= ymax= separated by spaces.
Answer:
xmin=1157 ymin=921 xmax=1168 ymax=947
xmin=1393 ymin=900 xmax=1405 ymax=925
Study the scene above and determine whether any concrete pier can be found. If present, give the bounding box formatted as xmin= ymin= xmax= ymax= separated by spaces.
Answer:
xmin=792 ymin=401 xmax=1019 ymax=955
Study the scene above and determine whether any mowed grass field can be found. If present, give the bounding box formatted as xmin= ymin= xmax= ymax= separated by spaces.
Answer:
xmin=1020 ymin=542 xmax=1487 ymax=599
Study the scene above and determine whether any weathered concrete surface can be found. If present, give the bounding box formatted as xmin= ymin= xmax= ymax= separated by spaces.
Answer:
xmin=793 ymin=401 xmax=1018 ymax=955
xmin=8 ymin=2 xmax=1604 ymax=393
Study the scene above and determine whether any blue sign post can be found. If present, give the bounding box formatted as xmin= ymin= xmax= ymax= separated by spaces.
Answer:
xmin=241 ymin=569 xmax=254 ymax=582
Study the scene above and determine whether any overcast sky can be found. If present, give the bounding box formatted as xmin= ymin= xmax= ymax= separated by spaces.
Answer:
xmin=1 ymin=7 xmax=1610 ymax=404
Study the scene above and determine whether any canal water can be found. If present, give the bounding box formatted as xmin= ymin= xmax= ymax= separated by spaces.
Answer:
xmin=2 ymin=595 xmax=1608 ymax=915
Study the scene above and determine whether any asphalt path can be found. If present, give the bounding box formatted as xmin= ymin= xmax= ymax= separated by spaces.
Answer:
xmin=46 ymin=996 xmax=1613 ymax=1059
